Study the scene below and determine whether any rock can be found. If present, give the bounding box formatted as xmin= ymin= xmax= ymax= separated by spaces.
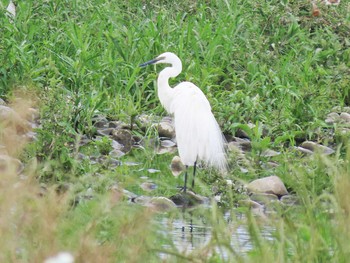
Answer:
xmin=295 ymin=146 xmax=314 ymax=155
xmin=123 ymin=161 xmax=141 ymax=166
xmin=109 ymin=149 xmax=125 ymax=158
xmin=105 ymin=158 xmax=121 ymax=168
xmin=161 ymin=139 xmax=176 ymax=147
xmin=157 ymin=121 xmax=175 ymax=138
xmin=340 ymin=112 xmax=350 ymax=123
xmin=169 ymin=191 xmax=209 ymax=206
xmin=136 ymin=114 xmax=155 ymax=129
xmin=171 ymin=156 xmax=185 ymax=177
xmin=228 ymin=137 xmax=251 ymax=152
xmin=110 ymin=129 xmax=134 ymax=152
xmin=148 ymin=197 xmax=177 ymax=212
xmin=96 ymin=128 xmax=114 ymax=136
xmin=235 ymin=128 xmax=250 ymax=139
xmin=111 ymin=140 xmax=123 ymax=151
xmin=247 ymin=175 xmax=288 ymax=197
xmin=132 ymin=195 xmax=151 ymax=205
xmin=156 ymin=146 xmax=177 ymax=155
xmin=325 ymin=112 xmax=340 ymax=124
xmin=122 ymin=189 xmax=138 ymax=199
xmin=108 ymin=121 xmax=120 ymax=128
xmin=299 ymin=141 xmax=334 ymax=155
xmin=250 ymin=193 xmax=279 ymax=205
xmin=92 ymin=115 xmax=108 ymax=128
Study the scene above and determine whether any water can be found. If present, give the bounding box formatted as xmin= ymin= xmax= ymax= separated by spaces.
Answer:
xmin=156 ymin=208 xmax=275 ymax=260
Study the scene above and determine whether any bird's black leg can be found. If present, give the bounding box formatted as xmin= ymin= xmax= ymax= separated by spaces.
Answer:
xmin=183 ymin=165 xmax=189 ymax=193
xmin=191 ymin=161 xmax=197 ymax=189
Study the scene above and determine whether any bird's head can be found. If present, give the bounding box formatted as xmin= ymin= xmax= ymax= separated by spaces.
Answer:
xmin=140 ymin=52 xmax=181 ymax=68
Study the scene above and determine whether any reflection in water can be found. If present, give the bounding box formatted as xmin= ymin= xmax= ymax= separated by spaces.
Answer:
xmin=157 ymin=208 xmax=275 ymax=259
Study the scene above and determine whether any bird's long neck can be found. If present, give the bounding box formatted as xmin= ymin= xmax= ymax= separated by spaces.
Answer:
xmin=157 ymin=65 xmax=181 ymax=113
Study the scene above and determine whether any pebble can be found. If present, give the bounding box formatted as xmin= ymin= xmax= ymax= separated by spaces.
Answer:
xmin=247 ymin=175 xmax=288 ymax=197
xmin=157 ymin=121 xmax=175 ymax=138
xmin=340 ymin=112 xmax=350 ymax=123
xmin=299 ymin=141 xmax=334 ymax=155
xmin=148 ymin=197 xmax=177 ymax=212
xmin=170 ymin=156 xmax=185 ymax=177
xmin=111 ymin=129 xmax=134 ymax=152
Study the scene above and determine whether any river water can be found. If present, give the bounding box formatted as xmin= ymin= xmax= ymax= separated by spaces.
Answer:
xmin=156 ymin=207 xmax=275 ymax=260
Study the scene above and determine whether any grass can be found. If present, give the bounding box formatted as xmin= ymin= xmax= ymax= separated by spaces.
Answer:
xmin=1 ymin=0 xmax=350 ymax=261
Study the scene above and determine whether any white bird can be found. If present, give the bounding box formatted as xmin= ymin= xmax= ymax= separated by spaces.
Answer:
xmin=140 ymin=52 xmax=227 ymax=192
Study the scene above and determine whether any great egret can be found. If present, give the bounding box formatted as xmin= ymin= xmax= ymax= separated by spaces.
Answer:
xmin=140 ymin=52 xmax=227 ymax=192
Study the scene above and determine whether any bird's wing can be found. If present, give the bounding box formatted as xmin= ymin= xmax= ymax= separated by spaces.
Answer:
xmin=170 ymin=82 xmax=227 ymax=171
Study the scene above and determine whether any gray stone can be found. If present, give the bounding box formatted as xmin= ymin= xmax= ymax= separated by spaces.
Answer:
xmin=96 ymin=128 xmax=114 ymax=136
xmin=157 ymin=121 xmax=175 ymax=138
xmin=136 ymin=114 xmax=155 ymax=129
xmin=156 ymin=146 xmax=177 ymax=155
xmin=295 ymin=146 xmax=314 ymax=155
xmin=235 ymin=128 xmax=250 ymax=139
xmin=247 ymin=175 xmax=288 ymax=197
xmin=340 ymin=112 xmax=350 ymax=123
xmin=109 ymin=149 xmax=125 ymax=158
xmin=325 ymin=112 xmax=340 ymax=124
xmin=148 ymin=197 xmax=177 ymax=212
xmin=92 ymin=115 xmax=108 ymax=128
xmin=228 ymin=137 xmax=251 ymax=152
xmin=122 ymin=189 xmax=138 ymax=199
xmin=111 ymin=140 xmax=123 ymax=150
xmin=170 ymin=156 xmax=185 ymax=177
xmin=300 ymin=141 xmax=334 ymax=155
xmin=161 ymin=139 xmax=176 ymax=147
xmin=169 ymin=191 xmax=209 ymax=207
xmin=132 ymin=195 xmax=151 ymax=205
xmin=111 ymin=129 xmax=134 ymax=152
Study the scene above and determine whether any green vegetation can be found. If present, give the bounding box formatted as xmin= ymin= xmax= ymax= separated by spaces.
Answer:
xmin=1 ymin=0 xmax=350 ymax=262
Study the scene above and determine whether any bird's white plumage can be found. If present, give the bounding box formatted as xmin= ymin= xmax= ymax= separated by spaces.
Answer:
xmin=143 ymin=52 xmax=227 ymax=173
xmin=170 ymin=82 xmax=226 ymax=171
